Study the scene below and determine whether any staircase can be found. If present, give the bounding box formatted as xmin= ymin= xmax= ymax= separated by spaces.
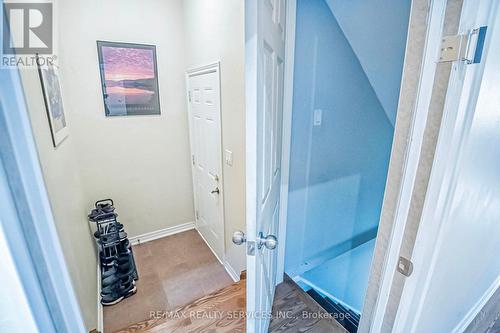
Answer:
xmin=306 ymin=289 xmax=360 ymax=333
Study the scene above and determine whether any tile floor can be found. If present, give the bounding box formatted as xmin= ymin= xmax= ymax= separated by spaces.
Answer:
xmin=103 ymin=229 xmax=234 ymax=333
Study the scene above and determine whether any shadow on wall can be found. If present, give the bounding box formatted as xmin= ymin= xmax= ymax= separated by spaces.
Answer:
xmin=285 ymin=0 xmax=405 ymax=274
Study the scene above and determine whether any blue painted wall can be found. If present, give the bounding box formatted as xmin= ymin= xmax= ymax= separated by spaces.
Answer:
xmin=326 ymin=0 xmax=411 ymax=125
xmin=285 ymin=0 xmax=397 ymax=275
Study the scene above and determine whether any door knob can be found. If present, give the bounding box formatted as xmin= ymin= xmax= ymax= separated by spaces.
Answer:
xmin=232 ymin=230 xmax=246 ymax=245
xmin=211 ymin=187 xmax=220 ymax=194
xmin=257 ymin=232 xmax=278 ymax=250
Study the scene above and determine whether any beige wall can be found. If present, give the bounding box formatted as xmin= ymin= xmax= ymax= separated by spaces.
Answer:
xmin=19 ymin=68 xmax=98 ymax=330
xmin=58 ymin=0 xmax=195 ymax=238
xmin=21 ymin=1 xmax=246 ymax=330
xmin=21 ymin=0 xmax=194 ymax=330
xmin=183 ymin=0 xmax=247 ymax=273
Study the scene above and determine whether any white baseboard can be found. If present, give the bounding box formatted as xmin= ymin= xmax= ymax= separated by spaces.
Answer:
xmin=452 ymin=276 xmax=500 ymax=333
xmin=193 ymin=228 xmax=240 ymax=283
xmin=96 ymin=259 xmax=103 ymax=333
xmin=224 ymin=260 xmax=240 ymax=282
xmin=129 ymin=222 xmax=195 ymax=246
xmin=194 ymin=228 xmax=224 ymax=263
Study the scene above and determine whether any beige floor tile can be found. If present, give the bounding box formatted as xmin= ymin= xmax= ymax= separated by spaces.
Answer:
xmin=103 ymin=230 xmax=233 ymax=333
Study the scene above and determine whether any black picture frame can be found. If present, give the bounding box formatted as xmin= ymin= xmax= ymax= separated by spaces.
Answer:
xmin=37 ymin=54 xmax=69 ymax=147
xmin=97 ymin=41 xmax=161 ymax=116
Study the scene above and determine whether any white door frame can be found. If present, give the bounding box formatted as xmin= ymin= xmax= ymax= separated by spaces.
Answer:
xmin=185 ymin=62 xmax=226 ymax=264
xmin=275 ymin=0 xmax=454 ymax=330
xmin=0 ymin=55 xmax=86 ymax=331
xmin=368 ymin=0 xmax=451 ymax=331
xmin=275 ymin=0 xmax=297 ymax=285
xmin=393 ymin=0 xmax=499 ymax=331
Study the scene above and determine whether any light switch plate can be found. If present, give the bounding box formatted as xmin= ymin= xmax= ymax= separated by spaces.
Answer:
xmin=313 ymin=109 xmax=322 ymax=126
xmin=225 ymin=149 xmax=233 ymax=166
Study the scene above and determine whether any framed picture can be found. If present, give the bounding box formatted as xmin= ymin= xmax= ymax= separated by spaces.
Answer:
xmin=37 ymin=55 xmax=69 ymax=147
xmin=97 ymin=41 xmax=161 ymax=116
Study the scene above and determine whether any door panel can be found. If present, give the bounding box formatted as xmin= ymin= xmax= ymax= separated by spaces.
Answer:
xmin=187 ymin=66 xmax=224 ymax=261
xmin=246 ymin=0 xmax=286 ymax=331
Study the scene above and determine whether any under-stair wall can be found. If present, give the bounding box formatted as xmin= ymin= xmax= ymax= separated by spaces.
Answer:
xmin=326 ymin=0 xmax=411 ymax=126
xmin=285 ymin=0 xmax=404 ymax=277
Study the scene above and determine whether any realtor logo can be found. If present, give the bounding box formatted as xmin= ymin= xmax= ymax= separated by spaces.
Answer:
xmin=3 ymin=3 xmax=53 ymax=54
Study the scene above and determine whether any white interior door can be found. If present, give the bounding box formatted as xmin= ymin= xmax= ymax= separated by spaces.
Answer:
xmin=245 ymin=0 xmax=286 ymax=332
xmin=394 ymin=0 xmax=500 ymax=332
xmin=187 ymin=64 xmax=224 ymax=261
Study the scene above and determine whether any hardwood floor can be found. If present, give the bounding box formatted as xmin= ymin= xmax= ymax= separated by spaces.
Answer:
xmin=117 ymin=273 xmax=345 ymax=333
xmin=115 ymin=278 xmax=246 ymax=333
xmin=269 ymin=276 xmax=347 ymax=333
xmin=104 ymin=230 xmax=234 ymax=333
xmin=108 ymin=229 xmax=344 ymax=333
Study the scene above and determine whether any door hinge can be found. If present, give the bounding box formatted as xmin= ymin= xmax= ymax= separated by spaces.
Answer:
xmin=192 ymin=154 xmax=195 ymax=165
xmin=439 ymin=26 xmax=487 ymax=64
xmin=195 ymin=210 xmax=199 ymax=220
xmin=397 ymin=256 xmax=414 ymax=277
xmin=188 ymin=91 xmax=192 ymax=102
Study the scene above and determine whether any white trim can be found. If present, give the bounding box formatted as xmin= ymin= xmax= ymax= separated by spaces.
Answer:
xmin=96 ymin=259 xmax=103 ymax=333
xmin=194 ymin=227 xmax=224 ymax=265
xmin=276 ymin=0 xmax=297 ymax=286
xmin=185 ymin=62 xmax=226 ymax=263
xmin=186 ymin=61 xmax=221 ymax=75
xmin=223 ymin=260 xmax=241 ymax=283
xmin=368 ymin=1 xmax=449 ymax=331
xmin=244 ymin=2 xmax=259 ymax=331
xmin=193 ymin=227 xmax=239 ymax=282
xmin=128 ymin=222 xmax=195 ymax=246
xmin=453 ymin=277 xmax=500 ymax=333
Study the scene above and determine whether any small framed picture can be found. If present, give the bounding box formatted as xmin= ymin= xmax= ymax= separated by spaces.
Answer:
xmin=37 ymin=55 xmax=69 ymax=147
xmin=97 ymin=41 xmax=161 ymax=116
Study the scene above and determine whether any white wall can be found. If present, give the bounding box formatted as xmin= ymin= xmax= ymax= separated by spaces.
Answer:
xmin=19 ymin=67 xmax=98 ymax=330
xmin=183 ymin=0 xmax=246 ymax=274
xmin=57 ymin=0 xmax=195 ymax=238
